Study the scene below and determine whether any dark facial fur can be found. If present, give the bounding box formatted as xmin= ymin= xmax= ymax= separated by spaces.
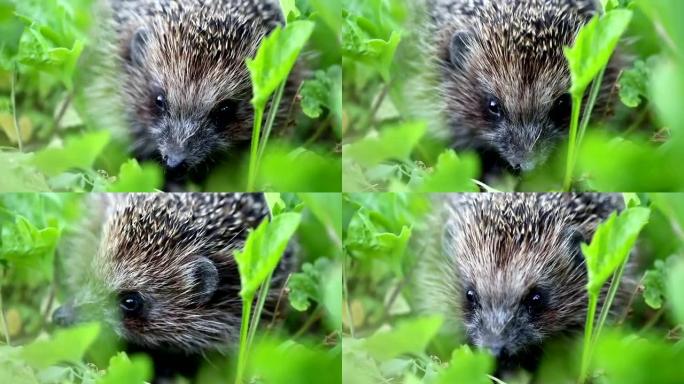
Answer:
xmin=417 ymin=193 xmax=624 ymax=374
xmin=53 ymin=193 xmax=276 ymax=353
xmin=429 ymin=0 xmax=613 ymax=173
xmin=111 ymin=0 xmax=283 ymax=171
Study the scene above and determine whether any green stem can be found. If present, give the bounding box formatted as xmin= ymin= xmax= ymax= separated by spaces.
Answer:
xmin=0 ymin=280 xmax=10 ymax=346
xmin=342 ymin=256 xmax=354 ymax=337
xmin=257 ymin=82 xmax=286 ymax=166
xmin=577 ymin=67 xmax=607 ymax=151
xmin=592 ymin=257 xmax=628 ymax=347
xmin=246 ymin=271 xmax=273 ymax=350
xmin=235 ymin=294 xmax=254 ymax=384
xmin=579 ymin=293 xmax=598 ymax=384
xmin=563 ymin=94 xmax=583 ymax=191
xmin=247 ymin=107 xmax=265 ymax=191
xmin=10 ymin=67 xmax=22 ymax=153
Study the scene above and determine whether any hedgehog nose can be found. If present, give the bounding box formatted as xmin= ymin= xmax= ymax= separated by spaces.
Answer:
xmin=164 ymin=152 xmax=186 ymax=169
xmin=52 ymin=305 xmax=76 ymax=327
xmin=484 ymin=341 xmax=506 ymax=358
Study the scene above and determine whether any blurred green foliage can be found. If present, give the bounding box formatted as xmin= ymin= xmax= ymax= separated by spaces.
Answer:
xmin=342 ymin=193 xmax=684 ymax=383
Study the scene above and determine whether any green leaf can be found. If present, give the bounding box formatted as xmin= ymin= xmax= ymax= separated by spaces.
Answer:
xmin=279 ymin=0 xmax=300 ymax=20
xmin=107 ymin=159 xmax=162 ymax=192
xmin=619 ymin=59 xmax=652 ymax=108
xmin=565 ymin=10 xmax=633 ymax=96
xmin=247 ymin=20 xmax=314 ymax=109
xmin=417 ymin=150 xmax=480 ymax=192
xmin=0 ymin=215 xmax=59 ymax=284
xmin=363 ymin=315 xmax=443 ymax=361
xmin=20 ymin=323 xmax=100 ymax=369
xmin=582 ymin=207 xmax=650 ymax=294
xmin=234 ymin=212 xmax=302 ymax=299
xmin=300 ymin=66 xmax=340 ymax=120
xmin=642 ymin=259 xmax=667 ymax=309
xmin=667 ymin=259 xmax=684 ymax=324
xmin=31 ymin=130 xmax=110 ymax=177
xmin=345 ymin=206 xmax=412 ymax=278
xmin=299 ymin=192 xmax=342 ymax=242
xmin=343 ymin=122 xmax=426 ymax=168
xmin=288 ymin=258 xmax=332 ymax=311
xmin=97 ymin=353 xmax=152 ymax=384
xmin=435 ymin=345 xmax=494 ymax=384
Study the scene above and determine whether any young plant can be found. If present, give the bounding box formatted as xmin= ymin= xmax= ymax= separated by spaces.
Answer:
xmin=578 ymin=202 xmax=650 ymax=383
xmin=562 ymin=9 xmax=632 ymax=191
xmin=245 ymin=20 xmax=314 ymax=191
xmin=233 ymin=210 xmax=301 ymax=384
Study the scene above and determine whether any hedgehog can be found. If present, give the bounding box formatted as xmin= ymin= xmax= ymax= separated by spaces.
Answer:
xmin=426 ymin=0 xmax=619 ymax=176
xmin=52 ymin=193 xmax=292 ymax=378
xmin=415 ymin=193 xmax=629 ymax=375
xmin=106 ymin=0 xmax=288 ymax=176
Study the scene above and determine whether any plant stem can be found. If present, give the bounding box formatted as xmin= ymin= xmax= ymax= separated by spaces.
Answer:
xmin=577 ymin=67 xmax=607 ymax=150
xmin=247 ymin=107 xmax=265 ymax=191
xmin=579 ymin=293 xmax=598 ymax=384
xmin=0 ymin=280 xmax=10 ymax=346
xmin=563 ymin=94 xmax=583 ymax=191
xmin=235 ymin=294 xmax=253 ymax=384
xmin=10 ymin=67 xmax=23 ymax=152
xmin=247 ymin=272 xmax=274 ymax=350
xmin=257 ymin=81 xmax=286 ymax=166
xmin=592 ymin=258 xmax=628 ymax=347
xmin=342 ymin=257 xmax=354 ymax=338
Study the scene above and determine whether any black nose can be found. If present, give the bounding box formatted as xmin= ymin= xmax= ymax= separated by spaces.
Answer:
xmin=510 ymin=163 xmax=523 ymax=175
xmin=164 ymin=153 xmax=186 ymax=169
xmin=52 ymin=305 xmax=76 ymax=327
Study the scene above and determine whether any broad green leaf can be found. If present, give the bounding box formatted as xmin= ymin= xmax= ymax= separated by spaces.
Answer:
xmin=288 ymin=258 xmax=332 ymax=311
xmin=300 ymin=66 xmax=340 ymax=120
xmin=20 ymin=323 xmax=100 ymax=369
xmin=642 ymin=259 xmax=667 ymax=309
xmin=107 ymin=159 xmax=162 ymax=192
xmin=417 ymin=150 xmax=480 ymax=192
xmin=363 ymin=315 xmax=443 ymax=361
xmin=278 ymin=0 xmax=300 ymax=20
xmin=234 ymin=212 xmax=301 ymax=299
xmin=435 ymin=345 xmax=494 ymax=384
xmin=0 ymin=215 xmax=59 ymax=284
xmin=619 ymin=59 xmax=651 ymax=108
xmin=31 ymin=130 xmax=110 ymax=177
xmin=565 ymin=10 xmax=633 ymax=96
xmin=298 ymin=193 xmax=342 ymax=242
xmin=581 ymin=207 xmax=650 ymax=294
xmin=247 ymin=20 xmax=314 ymax=109
xmin=97 ymin=353 xmax=152 ymax=384
xmin=667 ymin=260 xmax=684 ymax=324
xmin=343 ymin=122 xmax=426 ymax=168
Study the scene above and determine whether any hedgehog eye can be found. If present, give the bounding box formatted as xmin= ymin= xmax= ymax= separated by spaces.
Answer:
xmin=153 ymin=91 xmax=167 ymax=113
xmin=549 ymin=93 xmax=572 ymax=127
xmin=523 ymin=287 xmax=547 ymax=314
xmin=119 ymin=291 xmax=144 ymax=318
xmin=484 ymin=95 xmax=503 ymax=121
xmin=209 ymin=99 xmax=240 ymax=129
xmin=465 ymin=288 xmax=478 ymax=309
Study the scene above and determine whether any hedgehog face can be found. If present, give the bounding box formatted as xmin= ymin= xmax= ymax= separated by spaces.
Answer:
xmin=440 ymin=1 xmax=594 ymax=173
xmin=100 ymin=253 xmax=242 ymax=353
xmin=122 ymin=13 xmax=269 ymax=171
xmin=443 ymin=197 xmax=591 ymax=372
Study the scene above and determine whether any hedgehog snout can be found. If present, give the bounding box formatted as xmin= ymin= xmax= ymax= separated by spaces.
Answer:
xmin=52 ymin=302 xmax=77 ymax=327
xmin=494 ymin=123 xmax=547 ymax=173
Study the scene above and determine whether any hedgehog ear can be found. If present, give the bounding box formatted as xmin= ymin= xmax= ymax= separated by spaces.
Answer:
xmin=193 ymin=257 xmax=219 ymax=305
xmin=128 ymin=27 xmax=149 ymax=67
xmin=449 ymin=30 xmax=471 ymax=70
